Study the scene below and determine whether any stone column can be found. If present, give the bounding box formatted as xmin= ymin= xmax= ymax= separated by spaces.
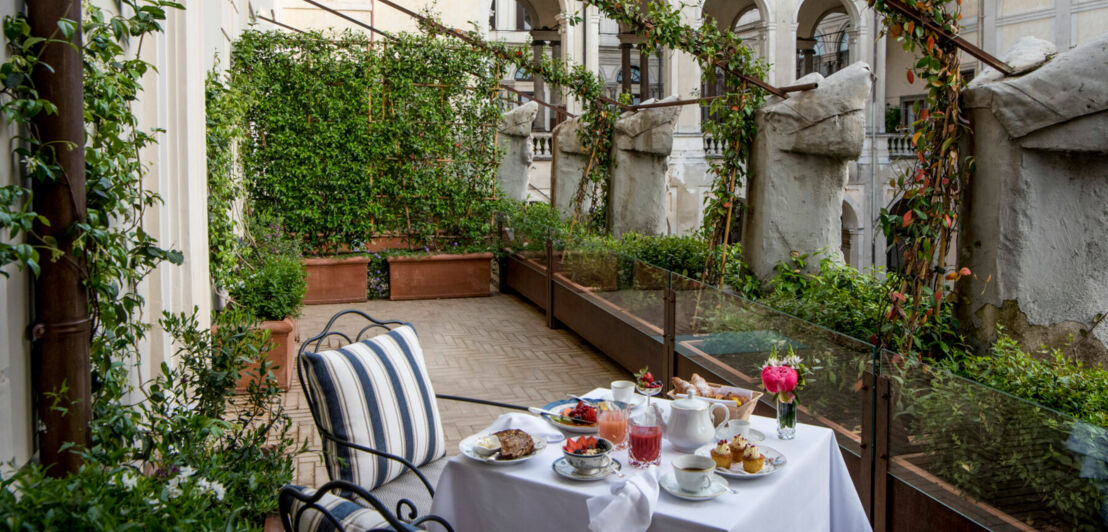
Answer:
xmin=610 ymin=96 xmax=682 ymax=236
xmin=958 ymin=35 xmax=1108 ymax=364
xmin=551 ymin=117 xmax=589 ymax=217
xmin=620 ymin=41 xmax=633 ymax=95
xmin=639 ymin=44 xmax=650 ymax=101
xmin=743 ymin=62 xmax=871 ymax=281
xmin=496 ymin=101 xmax=540 ymax=202
xmin=532 ymin=40 xmax=545 ymax=131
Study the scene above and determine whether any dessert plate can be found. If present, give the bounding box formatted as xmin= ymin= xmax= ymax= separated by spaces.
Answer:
xmin=552 ymin=456 xmax=622 ymax=481
xmin=459 ymin=432 xmax=547 ymax=464
xmin=714 ymin=421 xmax=766 ymax=443
xmin=695 ymin=443 xmax=787 ymax=479
xmin=659 ymin=471 xmax=730 ymax=501
xmin=540 ymin=399 xmax=629 ymax=433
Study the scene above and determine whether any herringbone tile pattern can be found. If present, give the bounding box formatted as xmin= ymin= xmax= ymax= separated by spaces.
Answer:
xmin=284 ymin=292 xmax=627 ymax=487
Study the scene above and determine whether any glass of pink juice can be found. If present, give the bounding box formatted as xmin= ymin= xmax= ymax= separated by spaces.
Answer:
xmin=597 ymin=406 xmax=629 ymax=449
xmin=628 ymin=410 xmax=662 ymax=468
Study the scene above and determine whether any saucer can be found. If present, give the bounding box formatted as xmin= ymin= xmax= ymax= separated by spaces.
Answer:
xmin=552 ymin=456 xmax=622 ymax=481
xmin=659 ymin=472 xmax=730 ymax=501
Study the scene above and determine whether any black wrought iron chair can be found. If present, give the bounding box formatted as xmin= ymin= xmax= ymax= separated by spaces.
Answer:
xmin=279 ymin=479 xmax=452 ymax=531
xmin=282 ymin=309 xmax=517 ymax=531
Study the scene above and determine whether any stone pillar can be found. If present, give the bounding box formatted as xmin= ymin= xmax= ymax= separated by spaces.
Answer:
xmin=585 ymin=7 xmax=600 ymax=75
xmin=610 ymin=96 xmax=682 ymax=236
xmin=551 ymin=117 xmax=590 ymax=217
xmin=639 ymin=45 xmax=650 ymax=100
xmin=532 ymin=40 xmax=545 ymax=130
xmin=743 ymin=62 xmax=871 ymax=281
xmin=959 ymin=35 xmax=1108 ymax=364
xmin=620 ymin=41 xmax=633 ymax=95
xmin=496 ymin=101 xmax=540 ymax=202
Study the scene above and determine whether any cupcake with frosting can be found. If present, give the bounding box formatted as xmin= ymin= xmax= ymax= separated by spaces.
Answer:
xmin=710 ymin=440 xmax=731 ymax=469
xmin=742 ymin=444 xmax=765 ymax=474
xmin=729 ymin=434 xmax=749 ymax=462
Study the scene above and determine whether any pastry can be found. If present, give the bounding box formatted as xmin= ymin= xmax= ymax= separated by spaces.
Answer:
xmin=670 ymin=376 xmax=695 ymax=396
xmin=742 ymin=444 xmax=765 ymax=473
xmin=710 ymin=440 xmax=732 ymax=469
xmin=690 ymin=373 xmax=713 ymax=396
xmin=729 ymin=434 xmax=749 ymax=462
xmin=493 ymin=429 xmax=535 ymax=459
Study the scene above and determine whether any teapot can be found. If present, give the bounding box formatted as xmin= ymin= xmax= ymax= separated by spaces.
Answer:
xmin=662 ymin=395 xmax=730 ymax=452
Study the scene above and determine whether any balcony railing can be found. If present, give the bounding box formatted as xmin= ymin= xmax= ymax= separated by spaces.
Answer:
xmin=497 ymin=235 xmax=1108 ymax=532
xmin=881 ymin=132 xmax=915 ymax=158
xmin=703 ymin=134 xmax=724 ymax=158
xmin=532 ymin=132 xmax=553 ymax=161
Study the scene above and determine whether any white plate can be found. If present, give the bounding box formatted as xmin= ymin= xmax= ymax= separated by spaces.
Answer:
xmin=695 ymin=443 xmax=787 ymax=479
xmin=659 ymin=471 xmax=730 ymax=501
xmin=552 ymin=456 xmax=622 ymax=481
xmin=714 ymin=421 xmax=766 ymax=443
xmin=459 ymin=432 xmax=547 ymax=464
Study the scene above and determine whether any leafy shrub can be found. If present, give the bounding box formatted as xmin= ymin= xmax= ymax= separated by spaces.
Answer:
xmin=947 ymin=333 xmax=1108 ymax=427
xmin=231 ymin=254 xmax=307 ymax=321
xmin=233 ymin=30 xmax=502 ymax=252
xmin=2 ymin=310 xmax=300 ymax=529
xmin=762 ymin=255 xmax=889 ymax=343
xmin=228 ymin=217 xmax=307 ymax=321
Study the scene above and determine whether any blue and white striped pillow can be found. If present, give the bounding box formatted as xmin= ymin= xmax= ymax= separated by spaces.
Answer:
xmin=303 ymin=324 xmax=446 ymax=490
xmin=284 ymin=485 xmax=421 ymax=531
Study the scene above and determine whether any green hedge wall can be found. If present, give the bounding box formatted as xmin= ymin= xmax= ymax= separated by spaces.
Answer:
xmin=231 ymin=30 xmax=502 ymax=253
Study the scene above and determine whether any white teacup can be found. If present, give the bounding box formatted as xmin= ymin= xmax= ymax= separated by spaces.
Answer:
xmin=729 ymin=420 xmax=751 ymax=439
xmin=611 ymin=380 xmax=635 ymax=403
xmin=672 ymin=455 xmax=715 ymax=492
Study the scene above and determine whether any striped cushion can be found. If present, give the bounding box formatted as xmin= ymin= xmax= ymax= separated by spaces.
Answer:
xmin=285 ymin=486 xmax=420 ymax=532
xmin=303 ymin=325 xmax=446 ymax=489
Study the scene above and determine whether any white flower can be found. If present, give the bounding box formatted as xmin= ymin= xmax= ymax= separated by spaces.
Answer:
xmin=196 ymin=478 xmax=227 ymax=501
xmin=761 ymin=356 xmax=780 ymax=369
xmin=145 ymin=495 xmax=165 ymax=510
xmin=166 ymin=484 xmax=183 ymax=499
xmin=783 ymin=353 xmax=802 ymax=367
xmin=178 ymin=466 xmax=196 ymax=479
xmin=120 ymin=471 xmax=139 ymax=490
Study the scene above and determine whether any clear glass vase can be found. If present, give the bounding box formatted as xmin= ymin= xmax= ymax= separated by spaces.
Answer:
xmin=776 ymin=398 xmax=797 ymax=440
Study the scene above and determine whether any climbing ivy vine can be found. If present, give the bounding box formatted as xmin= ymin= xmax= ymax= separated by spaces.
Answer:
xmin=584 ymin=0 xmax=768 ymax=284
xmin=419 ymin=14 xmax=618 ymax=232
xmin=231 ymin=29 xmax=503 ymax=252
xmin=870 ymin=0 xmax=974 ymax=354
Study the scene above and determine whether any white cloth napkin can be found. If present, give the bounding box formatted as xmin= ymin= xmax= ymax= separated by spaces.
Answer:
xmin=586 ymin=466 xmax=661 ymax=532
xmin=482 ymin=412 xmax=565 ymax=443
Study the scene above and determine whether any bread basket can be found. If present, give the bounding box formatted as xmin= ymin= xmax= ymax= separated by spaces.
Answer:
xmin=667 ymin=383 xmax=763 ymax=424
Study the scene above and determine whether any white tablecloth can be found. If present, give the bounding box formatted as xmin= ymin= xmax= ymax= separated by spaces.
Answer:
xmin=428 ymin=388 xmax=871 ymax=532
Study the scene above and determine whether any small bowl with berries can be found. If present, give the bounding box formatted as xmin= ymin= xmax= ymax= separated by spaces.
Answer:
xmin=635 ymin=366 xmax=664 ymax=406
xmin=562 ymin=435 xmax=613 ymax=474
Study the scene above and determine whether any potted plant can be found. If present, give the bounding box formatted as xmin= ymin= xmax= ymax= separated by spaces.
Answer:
xmin=229 ymin=232 xmax=307 ymax=392
xmin=386 ymin=242 xmax=495 ymax=300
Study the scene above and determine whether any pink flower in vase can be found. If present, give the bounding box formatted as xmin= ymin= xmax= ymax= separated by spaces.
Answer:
xmin=761 ymin=365 xmax=799 ymax=400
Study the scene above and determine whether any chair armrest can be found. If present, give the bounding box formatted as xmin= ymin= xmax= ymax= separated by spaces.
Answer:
xmin=280 ymin=480 xmax=447 ymax=532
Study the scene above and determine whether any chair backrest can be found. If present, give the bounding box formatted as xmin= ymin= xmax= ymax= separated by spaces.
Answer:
xmin=297 ymin=311 xmax=446 ymax=489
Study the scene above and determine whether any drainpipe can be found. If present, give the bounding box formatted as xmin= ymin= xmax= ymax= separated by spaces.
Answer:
xmin=870 ymin=9 xmax=880 ymax=271
xmin=29 ymin=0 xmax=91 ymax=476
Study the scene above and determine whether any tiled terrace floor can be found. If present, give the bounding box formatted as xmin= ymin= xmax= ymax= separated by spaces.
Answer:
xmin=284 ymin=291 xmax=627 ymax=487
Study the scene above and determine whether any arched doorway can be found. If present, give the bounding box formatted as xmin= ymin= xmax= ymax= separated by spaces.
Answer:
xmin=885 ymin=200 xmax=909 ymax=272
xmin=841 ymin=199 xmax=859 ymax=267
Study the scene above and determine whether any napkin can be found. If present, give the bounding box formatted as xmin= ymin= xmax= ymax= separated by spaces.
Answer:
xmin=585 ymin=466 xmax=661 ymax=532
xmin=482 ymin=413 xmax=565 ymax=443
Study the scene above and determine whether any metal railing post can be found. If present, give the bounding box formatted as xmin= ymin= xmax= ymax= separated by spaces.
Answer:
xmin=663 ymin=271 xmax=676 ymax=386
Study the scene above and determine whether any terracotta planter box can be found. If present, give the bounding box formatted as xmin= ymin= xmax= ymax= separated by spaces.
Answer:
xmin=303 ymin=256 xmax=371 ymax=305
xmin=387 ymin=252 xmax=493 ymax=300
xmin=237 ymin=317 xmax=296 ymax=392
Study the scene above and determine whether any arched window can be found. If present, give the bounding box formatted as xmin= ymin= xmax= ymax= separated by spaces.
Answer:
xmin=615 ymin=66 xmax=641 ymax=84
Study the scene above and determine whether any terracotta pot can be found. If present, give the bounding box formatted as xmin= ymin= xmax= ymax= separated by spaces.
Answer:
xmin=302 ymin=256 xmax=371 ymax=305
xmin=262 ymin=512 xmax=283 ymax=532
xmin=237 ymin=317 xmax=296 ymax=392
xmin=387 ymin=252 xmax=493 ymax=300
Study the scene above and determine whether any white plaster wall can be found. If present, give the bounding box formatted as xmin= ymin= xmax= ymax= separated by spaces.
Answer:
xmin=0 ymin=0 xmax=31 ymax=469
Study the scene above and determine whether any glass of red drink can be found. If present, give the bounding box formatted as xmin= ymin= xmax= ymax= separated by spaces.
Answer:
xmin=628 ymin=407 xmax=662 ymax=468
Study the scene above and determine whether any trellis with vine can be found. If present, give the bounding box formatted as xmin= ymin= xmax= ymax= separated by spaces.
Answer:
xmin=418 ymin=15 xmax=619 ymax=233
xmin=584 ymin=0 xmax=768 ymax=286
xmin=870 ymin=0 xmax=975 ymax=355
